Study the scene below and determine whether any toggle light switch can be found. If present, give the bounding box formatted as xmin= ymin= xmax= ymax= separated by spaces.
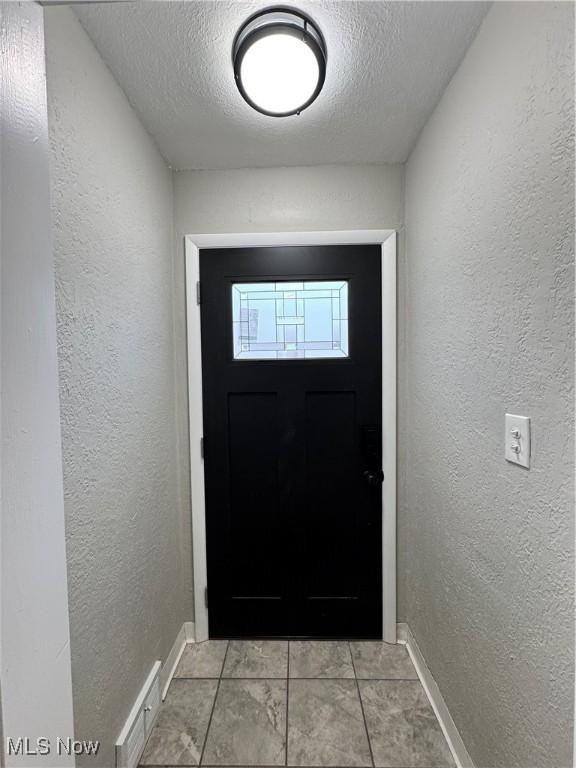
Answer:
xmin=505 ymin=414 xmax=531 ymax=468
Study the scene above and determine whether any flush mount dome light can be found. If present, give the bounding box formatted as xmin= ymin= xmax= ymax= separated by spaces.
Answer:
xmin=233 ymin=7 xmax=327 ymax=117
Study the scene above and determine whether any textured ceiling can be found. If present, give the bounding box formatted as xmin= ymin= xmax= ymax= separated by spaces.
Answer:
xmin=75 ymin=1 xmax=489 ymax=170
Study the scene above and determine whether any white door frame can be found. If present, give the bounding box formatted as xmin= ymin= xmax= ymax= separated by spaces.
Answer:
xmin=185 ymin=230 xmax=397 ymax=643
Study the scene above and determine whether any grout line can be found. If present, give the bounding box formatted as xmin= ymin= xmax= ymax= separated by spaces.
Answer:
xmin=198 ymin=640 xmax=229 ymax=767
xmin=174 ymin=676 xmax=420 ymax=681
xmin=355 ymin=677 xmax=420 ymax=682
xmin=287 ymin=675 xmax=357 ymax=681
xmin=285 ymin=641 xmax=290 ymax=766
xmin=349 ymin=642 xmax=376 ymax=768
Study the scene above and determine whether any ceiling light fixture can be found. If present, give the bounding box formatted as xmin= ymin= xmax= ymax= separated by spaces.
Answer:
xmin=233 ymin=7 xmax=327 ymax=117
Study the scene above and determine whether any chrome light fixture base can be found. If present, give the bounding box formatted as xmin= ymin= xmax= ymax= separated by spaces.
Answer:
xmin=233 ymin=7 xmax=327 ymax=117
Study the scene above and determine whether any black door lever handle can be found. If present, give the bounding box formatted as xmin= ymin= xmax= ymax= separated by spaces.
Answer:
xmin=363 ymin=469 xmax=384 ymax=487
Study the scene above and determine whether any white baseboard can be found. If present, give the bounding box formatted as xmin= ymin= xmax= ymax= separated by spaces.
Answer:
xmin=159 ymin=621 xmax=197 ymax=701
xmin=116 ymin=622 xmax=198 ymax=767
xmin=397 ymin=622 xmax=474 ymax=768
xmin=160 ymin=624 xmax=186 ymax=700
xmin=116 ymin=661 xmax=161 ymax=768
xmin=184 ymin=620 xmax=196 ymax=643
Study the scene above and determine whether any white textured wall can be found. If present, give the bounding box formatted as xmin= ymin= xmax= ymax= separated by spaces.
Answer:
xmin=1 ymin=5 xmax=75 ymax=763
xmin=403 ymin=3 xmax=574 ymax=766
xmin=174 ymin=165 xmax=404 ymax=234
xmin=44 ymin=8 xmax=192 ymax=766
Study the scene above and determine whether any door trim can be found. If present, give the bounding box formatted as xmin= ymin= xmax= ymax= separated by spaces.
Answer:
xmin=185 ymin=230 xmax=397 ymax=643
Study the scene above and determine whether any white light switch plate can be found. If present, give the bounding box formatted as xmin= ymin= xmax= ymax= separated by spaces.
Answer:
xmin=505 ymin=414 xmax=531 ymax=468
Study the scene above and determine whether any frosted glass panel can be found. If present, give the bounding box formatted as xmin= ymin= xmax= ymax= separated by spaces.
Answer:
xmin=232 ymin=281 xmax=349 ymax=360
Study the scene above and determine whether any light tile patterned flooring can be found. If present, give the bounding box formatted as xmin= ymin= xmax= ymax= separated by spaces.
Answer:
xmin=140 ymin=640 xmax=455 ymax=768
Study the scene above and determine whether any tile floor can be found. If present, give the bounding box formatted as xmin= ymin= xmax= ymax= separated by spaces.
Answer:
xmin=140 ymin=640 xmax=455 ymax=768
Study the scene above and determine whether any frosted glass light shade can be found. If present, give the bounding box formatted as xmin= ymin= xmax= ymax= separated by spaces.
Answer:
xmin=233 ymin=9 xmax=326 ymax=117
xmin=240 ymin=34 xmax=320 ymax=116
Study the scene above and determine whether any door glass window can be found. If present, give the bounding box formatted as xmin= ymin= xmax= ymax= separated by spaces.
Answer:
xmin=232 ymin=281 xmax=349 ymax=360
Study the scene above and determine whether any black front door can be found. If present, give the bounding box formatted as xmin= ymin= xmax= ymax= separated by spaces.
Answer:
xmin=200 ymin=245 xmax=383 ymax=639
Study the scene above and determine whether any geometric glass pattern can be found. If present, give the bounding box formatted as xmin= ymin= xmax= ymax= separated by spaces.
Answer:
xmin=232 ymin=281 xmax=349 ymax=360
